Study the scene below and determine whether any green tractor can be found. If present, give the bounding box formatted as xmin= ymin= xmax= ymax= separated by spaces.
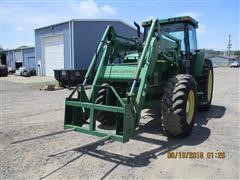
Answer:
xmin=64 ymin=16 xmax=214 ymax=143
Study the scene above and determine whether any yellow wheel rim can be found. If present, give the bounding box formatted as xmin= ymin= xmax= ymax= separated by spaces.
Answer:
xmin=207 ymin=70 xmax=213 ymax=101
xmin=186 ymin=90 xmax=195 ymax=124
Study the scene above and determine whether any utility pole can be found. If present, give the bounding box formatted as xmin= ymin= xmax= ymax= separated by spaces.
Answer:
xmin=227 ymin=34 xmax=232 ymax=65
xmin=227 ymin=34 xmax=232 ymax=57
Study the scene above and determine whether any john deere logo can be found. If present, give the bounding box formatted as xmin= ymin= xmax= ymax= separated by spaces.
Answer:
xmin=111 ymin=70 xmax=136 ymax=74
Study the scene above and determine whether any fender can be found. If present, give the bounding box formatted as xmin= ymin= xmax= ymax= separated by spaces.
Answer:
xmin=191 ymin=50 xmax=205 ymax=77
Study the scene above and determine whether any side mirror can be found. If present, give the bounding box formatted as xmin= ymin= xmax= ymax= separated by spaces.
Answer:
xmin=134 ymin=21 xmax=140 ymax=38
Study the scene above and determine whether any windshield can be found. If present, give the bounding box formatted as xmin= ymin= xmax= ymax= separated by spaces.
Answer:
xmin=143 ymin=22 xmax=186 ymax=51
xmin=161 ymin=23 xmax=185 ymax=51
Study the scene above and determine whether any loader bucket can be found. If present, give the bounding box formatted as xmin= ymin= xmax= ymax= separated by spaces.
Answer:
xmin=64 ymin=85 xmax=137 ymax=143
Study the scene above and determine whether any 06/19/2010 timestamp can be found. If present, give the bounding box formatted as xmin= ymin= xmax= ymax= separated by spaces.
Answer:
xmin=167 ymin=151 xmax=225 ymax=159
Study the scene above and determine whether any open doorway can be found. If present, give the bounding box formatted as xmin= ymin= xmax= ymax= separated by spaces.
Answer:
xmin=0 ymin=53 xmax=6 ymax=65
xmin=15 ymin=62 xmax=22 ymax=70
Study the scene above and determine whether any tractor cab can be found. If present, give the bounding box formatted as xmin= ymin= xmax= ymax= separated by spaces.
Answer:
xmin=116 ymin=16 xmax=199 ymax=65
xmin=142 ymin=16 xmax=198 ymax=58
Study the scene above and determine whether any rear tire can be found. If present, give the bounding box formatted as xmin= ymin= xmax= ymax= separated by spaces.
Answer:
xmin=95 ymin=83 xmax=116 ymax=126
xmin=161 ymin=74 xmax=197 ymax=137
xmin=196 ymin=59 xmax=214 ymax=111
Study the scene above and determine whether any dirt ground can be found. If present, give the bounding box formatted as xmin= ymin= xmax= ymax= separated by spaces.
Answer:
xmin=0 ymin=67 xmax=239 ymax=180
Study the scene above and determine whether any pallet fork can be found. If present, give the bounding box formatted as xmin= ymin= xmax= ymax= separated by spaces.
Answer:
xmin=12 ymin=129 xmax=110 ymax=156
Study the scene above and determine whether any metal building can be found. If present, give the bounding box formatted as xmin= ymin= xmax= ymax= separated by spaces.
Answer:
xmin=34 ymin=19 xmax=138 ymax=76
xmin=209 ymin=56 xmax=238 ymax=66
xmin=6 ymin=47 xmax=35 ymax=71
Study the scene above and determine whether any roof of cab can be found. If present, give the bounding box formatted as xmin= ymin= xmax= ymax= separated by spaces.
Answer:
xmin=142 ymin=16 xmax=198 ymax=28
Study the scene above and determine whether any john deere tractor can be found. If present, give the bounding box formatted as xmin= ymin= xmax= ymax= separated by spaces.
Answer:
xmin=64 ymin=16 xmax=214 ymax=143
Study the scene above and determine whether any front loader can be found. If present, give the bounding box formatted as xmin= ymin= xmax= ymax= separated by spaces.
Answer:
xmin=64 ymin=16 xmax=214 ymax=143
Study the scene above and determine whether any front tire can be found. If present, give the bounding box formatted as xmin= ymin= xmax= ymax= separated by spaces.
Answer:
xmin=95 ymin=83 xmax=116 ymax=126
xmin=161 ymin=74 xmax=197 ymax=137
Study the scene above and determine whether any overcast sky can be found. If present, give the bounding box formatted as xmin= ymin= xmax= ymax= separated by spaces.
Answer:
xmin=0 ymin=0 xmax=239 ymax=50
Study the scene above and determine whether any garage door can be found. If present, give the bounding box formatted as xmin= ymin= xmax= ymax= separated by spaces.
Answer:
xmin=14 ymin=50 xmax=23 ymax=62
xmin=43 ymin=35 xmax=64 ymax=76
xmin=27 ymin=57 xmax=36 ymax=69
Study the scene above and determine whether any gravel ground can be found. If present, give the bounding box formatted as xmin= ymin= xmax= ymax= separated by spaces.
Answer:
xmin=0 ymin=67 xmax=239 ymax=179
xmin=0 ymin=75 xmax=56 ymax=84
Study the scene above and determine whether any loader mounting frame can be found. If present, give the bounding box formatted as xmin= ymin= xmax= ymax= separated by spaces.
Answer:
xmin=65 ymin=84 xmax=137 ymax=143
